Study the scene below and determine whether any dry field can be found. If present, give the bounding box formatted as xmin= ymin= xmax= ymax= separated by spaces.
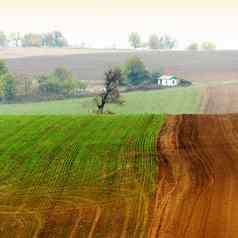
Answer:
xmin=3 ymin=49 xmax=238 ymax=86
xmin=201 ymin=83 xmax=238 ymax=113
xmin=0 ymin=47 xmax=132 ymax=59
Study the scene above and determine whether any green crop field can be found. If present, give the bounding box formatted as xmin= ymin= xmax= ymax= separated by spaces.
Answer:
xmin=0 ymin=87 xmax=201 ymax=115
xmin=0 ymin=114 xmax=164 ymax=237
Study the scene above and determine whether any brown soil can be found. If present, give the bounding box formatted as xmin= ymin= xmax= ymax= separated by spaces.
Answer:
xmin=150 ymin=114 xmax=238 ymax=237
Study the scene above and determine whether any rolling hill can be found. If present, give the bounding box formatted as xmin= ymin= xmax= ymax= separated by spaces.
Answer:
xmin=1 ymin=48 xmax=238 ymax=237
xmin=0 ymin=87 xmax=202 ymax=115
xmin=1 ymin=113 xmax=238 ymax=237
xmin=5 ymin=50 xmax=238 ymax=86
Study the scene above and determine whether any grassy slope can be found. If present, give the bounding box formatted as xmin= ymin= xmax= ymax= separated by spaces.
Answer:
xmin=107 ymin=87 xmax=201 ymax=114
xmin=0 ymin=115 xmax=164 ymax=190
xmin=0 ymin=87 xmax=201 ymax=115
xmin=0 ymin=115 xmax=164 ymax=236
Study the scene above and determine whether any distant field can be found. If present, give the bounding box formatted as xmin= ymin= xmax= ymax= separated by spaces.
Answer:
xmin=5 ymin=49 xmax=238 ymax=86
xmin=0 ymin=114 xmax=164 ymax=237
xmin=0 ymin=87 xmax=202 ymax=115
xmin=201 ymin=83 xmax=238 ymax=113
xmin=0 ymin=47 xmax=132 ymax=59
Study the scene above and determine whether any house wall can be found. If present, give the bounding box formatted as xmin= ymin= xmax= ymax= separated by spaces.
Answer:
xmin=162 ymin=79 xmax=167 ymax=86
xmin=168 ymin=79 xmax=178 ymax=86
xmin=159 ymin=79 xmax=178 ymax=87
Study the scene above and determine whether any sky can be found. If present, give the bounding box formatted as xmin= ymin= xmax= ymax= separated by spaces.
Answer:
xmin=0 ymin=1 xmax=238 ymax=49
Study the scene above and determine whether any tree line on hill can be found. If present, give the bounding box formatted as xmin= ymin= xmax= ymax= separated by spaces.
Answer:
xmin=0 ymin=31 xmax=68 ymax=48
xmin=0 ymin=30 xmax=217 ymax=50
xmin=186 ymin=42 xmax=216 ymax=51
xmin=129 ymin=32 xmax=177 ymax=50
xmin=128 ymin=32 xmax=217 ymax=51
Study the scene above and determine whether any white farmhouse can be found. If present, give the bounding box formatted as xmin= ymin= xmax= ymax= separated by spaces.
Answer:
xmin=158 ymin=75 xmax=179 ymax=87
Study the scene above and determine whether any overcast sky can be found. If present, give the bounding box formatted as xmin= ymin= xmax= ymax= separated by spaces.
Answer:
xmin=0 ymin=2 xmax=238 ymax=49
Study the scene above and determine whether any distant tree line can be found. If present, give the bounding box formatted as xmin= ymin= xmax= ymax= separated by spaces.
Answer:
xmin=128 ymin=32 xmax=217 ymax=51
xmin=187 ymin=42 xmax=216 ymax=51
xmin=129 ymin=32 xmax=177 ymax=50
xmin=0 ymin=31 xmax=68 ymax=48
xmin=0 ymin=29 xmax=217 ymax=51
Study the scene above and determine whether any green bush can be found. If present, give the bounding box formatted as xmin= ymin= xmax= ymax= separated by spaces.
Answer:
xmin=201 ymin=42 xmax=216 ymax=51
xmin=54 ymin=66 xmax=74 ymax=81
xmin=123 ymin=56 xmax=150 ymax=86
xmin=0 ymin=60 xmax=16 ymax=101
xmin=0 ymin=60 xmax=8 ymax=75
xmin=2 ymin=74 xmax=16 ymax=100
xmin=150 ymin=71 xmax=162 ymax=84
xmin=37 ymin=66 xmax=87 ymax=96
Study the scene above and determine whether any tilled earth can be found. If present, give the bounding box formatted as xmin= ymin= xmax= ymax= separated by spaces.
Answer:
xmin=151 ymin=114 xmax=238 ymax=237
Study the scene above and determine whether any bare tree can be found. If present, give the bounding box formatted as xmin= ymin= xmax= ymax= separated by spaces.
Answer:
xmin=95 ymin=68 xmax=122 ymax=114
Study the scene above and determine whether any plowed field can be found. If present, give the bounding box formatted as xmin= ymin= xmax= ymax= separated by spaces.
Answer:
xmin=152 ymin=114 xmax=238 ymax=237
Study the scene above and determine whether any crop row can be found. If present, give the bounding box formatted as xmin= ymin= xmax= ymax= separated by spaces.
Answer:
xmin=0 ymin=114 xmax=165 ymax=237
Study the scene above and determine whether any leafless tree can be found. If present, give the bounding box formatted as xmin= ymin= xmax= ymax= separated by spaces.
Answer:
xmin=95 ymin=68 xmax=122 ymax=114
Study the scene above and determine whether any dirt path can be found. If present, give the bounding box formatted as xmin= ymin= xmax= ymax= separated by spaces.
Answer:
xmin=150 ymin=114 xmax=238 ymax=238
